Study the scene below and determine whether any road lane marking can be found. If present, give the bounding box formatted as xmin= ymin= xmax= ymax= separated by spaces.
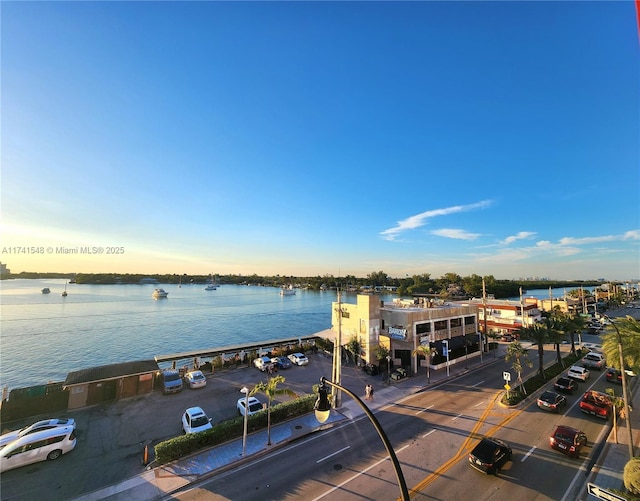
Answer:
xmin=422 ymin=428 xmax=437 ymax=438
xmin=403 ymin=391 xmax=525 ymax=500
xmin=415 ymin=404 xmax=434 ymax=415
xmin=474 ymin=401 xmax=484 ymax=408
xmin=316 ymin=446 xmax=350 ymax=463
xmin=451 ymin=413 xmax=462 ymax=421
xmin=312 ymin=453 xmax=391 ymax=500
xmin=521 ymin=446 xmax=536 ymax=462
xmin=472 ymin=380 xmax=485 ymax=387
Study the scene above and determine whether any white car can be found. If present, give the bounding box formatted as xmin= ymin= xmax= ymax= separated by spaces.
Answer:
xmin=184 ymin=370 xmax=207 ymax=389
xmin=181 ymin=407 xmax=213 ymax=434
xmin=567 ymin=365 xmax=590 ymax=382
xmin=254 ymin=356 xmax=274 ymax=372
xmin=0 ymin=418 xmax=76 ymax=449
xmin=288 ymin=353 xmax=309 ymax=366
xmin=237 ymin=396 xmax=264 ymax=416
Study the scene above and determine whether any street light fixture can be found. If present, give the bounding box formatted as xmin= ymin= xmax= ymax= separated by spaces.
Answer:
xmin=603 ymin=315 xmax=634 ymax=460
xmin=386 ymin=355 xmax=392 ymax=384
xmin=240 ymin=386 xmax=249 ymax=457
xmin=314 ymin=377 xmax=410 ymax=501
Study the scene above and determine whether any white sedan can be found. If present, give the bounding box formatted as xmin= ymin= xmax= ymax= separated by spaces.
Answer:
xmin=181 ymin=407 xmax=213 ymax=434
xmin=288 ymin=352 xmax=309 ymax=366
xmin=0 ymin=418 xmax=76 ymax=449
xmin=184 ymin=370 xmax=207 ymax=389
xmin=237 ymin=396 xmax=264 ymax=416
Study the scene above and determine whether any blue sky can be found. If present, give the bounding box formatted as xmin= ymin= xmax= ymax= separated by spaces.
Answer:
xmin=1 ymin=1 xmax=638 ymax=280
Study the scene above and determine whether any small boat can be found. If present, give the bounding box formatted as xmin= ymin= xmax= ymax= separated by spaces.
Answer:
xmin=62 ymin=282 xmax=68 ymax=297
xmin=205 ymin=274 xmax=217 ymax=291
xmin=280 ymin=285 xmax=296 ymax=296
xmin=152 ymin=288 xmax=169 ymax=299
xmin=41 ymin=288 xmax=51 ymax=294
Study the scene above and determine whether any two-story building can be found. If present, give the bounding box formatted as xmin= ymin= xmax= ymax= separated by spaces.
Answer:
xmin=457 ymin=297 xmax=542 ymax=338
xmin=327 ymin=294 xmax=481 ymax=375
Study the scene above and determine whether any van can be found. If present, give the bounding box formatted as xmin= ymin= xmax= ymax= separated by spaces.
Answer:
xmin=161 ymin=369 xmax=183 ymax=394
xmin=0 ymin=425 xmax=76 ymax=472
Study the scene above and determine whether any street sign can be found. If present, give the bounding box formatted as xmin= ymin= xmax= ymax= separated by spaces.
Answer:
xmin=503 ymin=371 xmax=511 ymax=382
xmin=587 ymin=482 xmax=626 ymax=501
xmin=504 ymin=383 xmax=510 ymax=390
xmin=442 ymin=347 xmax=448 ymax=356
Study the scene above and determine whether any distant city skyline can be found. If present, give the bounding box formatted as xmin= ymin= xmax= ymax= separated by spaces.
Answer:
xmin=2 ymin=2 xmax=638 ymax=281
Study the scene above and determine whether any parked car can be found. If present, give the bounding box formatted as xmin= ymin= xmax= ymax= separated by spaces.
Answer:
xmin=537 ymin=391 xmax=567 ymax=413
xmin=582 ymin=352 xmax=605 ymax=371
xmin=579 ymin=390 xmax=613 ymax=420
xmin=468 ymin=438 xmax=512 ymax=476
xmin=606 ymin=368 xmax=623 ymax=384
xmin=237 ymin=396 xmax=264 ymax=416
xmin=181 ymin=407 xmax=213 ymax=434
xmin=549 ymin=425 xmax=587 ymax=458
xmin=184 ymin=370 xmax=207 ymax=389
xmin=0 ymin=425 xmax=77 ymax=472
xmin=567 ymin=365 xmax=590 ymax=382
xmin=0 ymin=418 xmax=76 ymax=449
xmin=254 ymin=356 xmax=275 ymax=372
xmin=288 ymin=353 xmax=309 ymax=366
xmin=271 ymin=356 xmax=292 ymax=370
xmin=554 ymin=376 xmax=578 ymax=395
xmin=161 ymin=369 xmax=184 ymax=394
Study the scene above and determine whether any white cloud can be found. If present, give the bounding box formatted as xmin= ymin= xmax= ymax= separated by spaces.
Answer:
xmin=431 ymin=228 xmax=481 ymax=240
xmin=623 ymin=230 xmax=640 ymax=240
xmin=379 ymin=200 xmax=492 ymax=241
xmin=501 ymin=231 xmax=536 ymax=245
xmin=558 ymin=235 xmax=616 ymax=245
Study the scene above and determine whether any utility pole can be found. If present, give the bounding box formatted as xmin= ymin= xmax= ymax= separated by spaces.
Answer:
xmin=332 ymin=289 xmax=343 ymax=407
xmin=482 ymin=278 xmax=489 ymax=354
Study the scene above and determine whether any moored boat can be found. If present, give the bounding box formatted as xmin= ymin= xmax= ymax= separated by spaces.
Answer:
xmin=152 ymin=288 xmax=169 ymax=299
xmin=41 ymin=288 xmax=51 ymax=294
xmin=280 ymin=285 xmax=296 ymax=296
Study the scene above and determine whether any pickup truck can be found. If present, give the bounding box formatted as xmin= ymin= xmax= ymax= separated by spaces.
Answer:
xmin=579 ymin=390 xmax=613 ymax=420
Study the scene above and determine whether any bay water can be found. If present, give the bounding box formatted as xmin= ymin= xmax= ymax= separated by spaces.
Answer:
xmin=0 ymin=279 xmax=586 ymax=391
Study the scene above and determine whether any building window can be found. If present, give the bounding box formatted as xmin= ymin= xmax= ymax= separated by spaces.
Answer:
xmin=416 ymin=323 xmax=431 ymax=334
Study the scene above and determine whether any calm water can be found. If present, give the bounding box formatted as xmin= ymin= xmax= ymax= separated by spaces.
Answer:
xmin=0 ymin=280 xmax=395 ymax=391
xmin=0 ymin=280 xmax=590 ymax=391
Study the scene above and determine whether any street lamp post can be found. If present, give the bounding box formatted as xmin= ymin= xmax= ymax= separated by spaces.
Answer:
xmin=240 ymin=386 xmax=249 ymax=457
xmin=442 ymin=340 xmax=450 ymax=377
xmin=603 ymin=315 xmax=634 ymax=460
xmin=314 ymin=377 xmax=410 ymax=501
xmin=386 ymin=355 xmax=392 ymax=384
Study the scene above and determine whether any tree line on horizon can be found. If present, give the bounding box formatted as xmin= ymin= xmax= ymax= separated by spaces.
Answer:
xmin=5 ymin=270 xmax=604 ymax=300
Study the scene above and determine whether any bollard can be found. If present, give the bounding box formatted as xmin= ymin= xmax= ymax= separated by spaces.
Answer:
xmin=142 ymin=444 xmax=149 ymax=466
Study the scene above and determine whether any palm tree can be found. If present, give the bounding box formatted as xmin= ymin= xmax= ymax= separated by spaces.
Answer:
xmin=544 ymin=307 xmax=567 ymax=367
xmin=346 ymin=335 xmax=363 ymax=366
xmin=251 ymin=375 xmax=297 ymax=445
xmin=601 ymin=316 xmax=640 ymax=374
xmin=518 ymin=322 xmax=550 ymax=380
xmin=412 ymin=344 xmax=438 ymax=384
xmin=563 ymin=312 xmax=586 ymax=356
xmin=505 ymin=341 xmax=533 ymax=395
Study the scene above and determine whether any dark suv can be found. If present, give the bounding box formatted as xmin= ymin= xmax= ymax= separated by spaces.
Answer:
xmin=468 ymin=438 xmax=512 ymax=475
xmin=549 ymin=425 xmax=587 ymax=458
xmin=554 ymin=376 xmax=578 ymax=395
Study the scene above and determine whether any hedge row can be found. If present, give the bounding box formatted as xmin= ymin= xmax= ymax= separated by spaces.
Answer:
xmin=155 ymin=394 xmax=317 ymax=464
xmin=502 ymin=347 xmax=588 ymax=406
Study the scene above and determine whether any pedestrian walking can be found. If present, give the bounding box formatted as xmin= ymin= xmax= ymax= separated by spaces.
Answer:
xmin=365 ymin=384 xmax=373 ymax=400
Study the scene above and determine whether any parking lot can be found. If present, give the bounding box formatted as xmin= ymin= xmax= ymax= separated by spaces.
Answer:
xmin=0 ymin=352 xmax=373 ymax=500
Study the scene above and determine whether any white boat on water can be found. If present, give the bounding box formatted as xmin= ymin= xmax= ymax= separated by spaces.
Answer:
xmin=280 ymin=285 xmax=296 ymax=296
xmin=205 ymin=274 xmax=217 ymax=291
xmin=62 ymin=281 xmax=68 ymax=297
xmin=152 ymin=288 xmax=169 ymax=299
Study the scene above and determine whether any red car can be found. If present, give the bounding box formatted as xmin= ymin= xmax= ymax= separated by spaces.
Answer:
xmin=549 ymin=425 xmax=587 ymax=458
xmin=579 ymin=390 xmax=613 ymax=420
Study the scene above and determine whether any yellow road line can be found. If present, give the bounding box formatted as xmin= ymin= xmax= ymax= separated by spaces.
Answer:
xmin=401 ymin=392 xmax=524 ymax=499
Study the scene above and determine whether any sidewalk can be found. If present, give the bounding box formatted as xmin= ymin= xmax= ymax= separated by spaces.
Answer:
xmin=73 ymin=345 xmax=637 ymax=501
xmin=581 ymin=378 xmax=639 ymax=501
